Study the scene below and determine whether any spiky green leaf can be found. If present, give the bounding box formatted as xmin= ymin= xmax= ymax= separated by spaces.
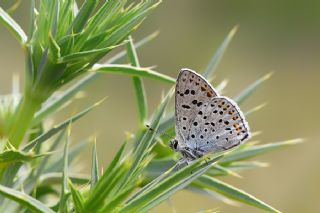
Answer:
xmin=234 ymin=72 xmax=273 ymax=105
xmin=127 ymin=36 xmax=147 ymax=124
xmin=194 ymin=175 xmax=280 ymax=212
xmin=91 ymin=141 xmax=99 ymax=189
xmin=0 ymin=7 xmax=27 ymax=44
xmin=0 ymin=184 xmax=55 ymax=213
xmin=202 ymin=26 xmax=238 ymax=78
xmin=220 ymin=139 xmax=303 ymax=164
xmin=93 ymin=64 xmax=175 ymax=84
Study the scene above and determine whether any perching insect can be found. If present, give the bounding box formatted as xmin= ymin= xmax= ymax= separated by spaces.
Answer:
xmin=170 ymin=68 xmax=251 ymax=165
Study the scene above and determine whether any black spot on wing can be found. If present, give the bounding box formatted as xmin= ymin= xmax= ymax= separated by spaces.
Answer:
xmin=182 ymin=105 xmax=190 ymax=109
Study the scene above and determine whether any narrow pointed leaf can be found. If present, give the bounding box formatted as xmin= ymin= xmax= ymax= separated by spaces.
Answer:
xmin=234 ymin=72 xmax=273 ymax=105
xmin=99 ymin=185 xmax=136 ymax=213
xmin=198 ymin=209 xmax=219 ymax=213
xmin=220 ymin=139 xmax=303 ymax=164
xmin=158 ymin=111 xmax=175 ymax=133
xmin=105 ymin=31 xmax=159 ymax=64
xmin=58 ymin=45 xmax=120 ymax=63
xmin=90 ymin=141 xmax=99 ymax=189
xmin=73 ymin=0 xmax=125 ymax=49
xmin=210 ymin=164 xmax=242 ymax=178
xmin=127 ymin=36 xmax=147 ymax=124
xmin=25 ymin=99 xmax=104 ymax=151
xmin=27 ymin=0 xmax=35 ymax=41
xmin=69 ymin=180 xmax=85 ymax=213
xmin=23 ymin=131 xmax=66 ymax=195
xmin=39 ymin=173 xmax=90 ymax=186
xmin=127 ymin=36 xmax=141 ymax=68
xmin=71 ymin=0 xmax=98 ymax=33
xmin=93 ymin=64 xmax=175 ymax=84
xmin=48 ymin=33 xmax=61 ymax=62
xmin=84 ymin=141 xmax=127 ymax=210
xmin=85 ymin=162 xmax=128 ymax=211
xmin=57 ymin=0 xmax=74 ymax=37
xmin=6 ymin=1 xmax=21 ymax=14
xmin=0 ymin=184 xmax=55 ymax=213
xmin=202 ymin=26 xmax=238 ymax=78
xmin=59 ymin=126 xmax=70 ymax=212
xmin=96 ymin=140 xmax=126 ymax=185
xmin=225 ymin=161 xmax=269 ymax=172
xmin=245 ymin=103 xmax=267 ymax=116
xmin=50 ymin=0 xmax=59 ymax=36
xmin=121 ymin=155 xmax=224 ymax=213
xmin=0 ymin=7 xmax=27 ymax=44
xmin=194 ymin=175 xmax=280 ymax=212
xmin=216 ymin=79 xmax=229 ymax=93
xmin=45 ymin=137 xmax=92 ymax=173
xmin=37 ymin=130 xmax=66 ymax=174
xmin=25 ymin=45 xmax=35 ymax=86
xmin=0 ymin=149 xmax=43 ymax=169
xmin=96 ymin=0 xmax=161 ymax=50
xmin=121 ymin=90 xmax=173 ymax=188
xmin=187 ymin=185 xmax=239 ymax=207
xmin=33 ymin=74 xmax=99 ymax=125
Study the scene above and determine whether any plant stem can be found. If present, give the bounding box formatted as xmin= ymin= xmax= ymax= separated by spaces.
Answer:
xmin=9 ymin=94 xmax=42 ymax=148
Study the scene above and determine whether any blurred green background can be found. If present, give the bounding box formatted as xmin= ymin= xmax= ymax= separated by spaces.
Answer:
xmin=1 ymin=0 xmax=319 ymax=212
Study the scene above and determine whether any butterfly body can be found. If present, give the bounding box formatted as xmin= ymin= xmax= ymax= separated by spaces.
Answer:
xmin=170 ymin=139 xmax=206 ymax=161
xmin=172 ymin=68 xmax=251 ymax=164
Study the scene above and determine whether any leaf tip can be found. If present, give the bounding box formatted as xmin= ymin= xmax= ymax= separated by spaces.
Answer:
xmin=230 ymin=25 xmax=240 ymax=37
xmin=94 ymin=97 xmax=107 ymax=107
xmin=264 ymin=71 xmax=274 ymax=80
xmin=286 ymin=138 xmax=305 ymax=145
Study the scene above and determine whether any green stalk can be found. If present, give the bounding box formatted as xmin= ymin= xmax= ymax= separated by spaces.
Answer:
xmin=9 ymin=94 xmax=42 ymax=148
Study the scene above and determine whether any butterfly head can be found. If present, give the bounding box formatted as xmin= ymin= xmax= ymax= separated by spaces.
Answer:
xmin=169 ymin=139 xmax=179 ymax=151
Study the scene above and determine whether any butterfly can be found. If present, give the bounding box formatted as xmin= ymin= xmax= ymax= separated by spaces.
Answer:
xmin=170 ymin=68 xmax=251 ymax=165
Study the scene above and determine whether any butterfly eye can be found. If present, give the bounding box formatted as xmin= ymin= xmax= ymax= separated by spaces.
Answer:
xmin=173 ymin=140 xmax=178 ymax=149
xmin=170 ymin=140 xmax=178 ymax=150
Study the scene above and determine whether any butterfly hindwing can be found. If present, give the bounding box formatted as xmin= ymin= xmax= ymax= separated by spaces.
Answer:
xmin=188 ymin=96 xmax=250 ymax=153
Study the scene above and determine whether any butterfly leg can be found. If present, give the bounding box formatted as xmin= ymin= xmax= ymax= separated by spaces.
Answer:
xmin=176 ymin=158 xmax=196 ymax=174
xmin=175 ymin=158 xmax=188 ymax=171
xmin=204 ymin=158 xmax=208 ymax=166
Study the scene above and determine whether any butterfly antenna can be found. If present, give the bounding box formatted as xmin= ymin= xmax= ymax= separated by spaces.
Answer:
xmin=146 ymin=125 xmax=175 ymax=140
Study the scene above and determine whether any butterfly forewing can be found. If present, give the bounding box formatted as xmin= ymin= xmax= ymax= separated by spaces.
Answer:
xmin=175 ymin=69 xmax=218 ymax=145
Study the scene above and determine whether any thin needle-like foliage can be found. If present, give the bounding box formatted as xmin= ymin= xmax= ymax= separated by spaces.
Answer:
xmin=0 ymin=1 xmax=299 ymax=212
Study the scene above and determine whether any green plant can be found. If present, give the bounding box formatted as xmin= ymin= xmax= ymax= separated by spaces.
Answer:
xmin=0 ymin=1 xmax=301 ymax=212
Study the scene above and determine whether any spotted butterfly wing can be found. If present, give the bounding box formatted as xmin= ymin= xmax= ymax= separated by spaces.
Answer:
xmin=175 ymin=68 xmax=218 ymax=147
xmin=188 ymin=96 xmax=250 ymax=153
xmin=175 ymin=68 xmax=250 ymax=157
